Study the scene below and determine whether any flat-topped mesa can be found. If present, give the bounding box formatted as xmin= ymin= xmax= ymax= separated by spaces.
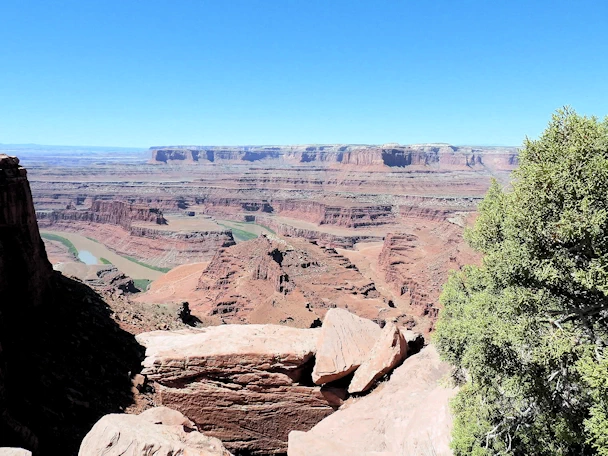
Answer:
xmin=0 ymin=154 xmax=53 ymax=308
xmin=150 ymin=144 xmax=519 ymax=170
xmin=37 ymin=199 xmax=166 ymax=230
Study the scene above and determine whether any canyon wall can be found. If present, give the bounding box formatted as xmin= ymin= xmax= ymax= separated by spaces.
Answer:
xmin=37 ymin=200 xmax=236 ymax=267
xmin=150 ymin=144 xmax=519 ymax=170
xmin=0 ymin=155 xmax=53 ymax=308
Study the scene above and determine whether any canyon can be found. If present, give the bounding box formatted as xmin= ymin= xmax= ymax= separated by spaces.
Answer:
xmin=0 ymin=142 xmax=516 ymax=454
xmin=24 ymin=142 xmax=512 ymax=333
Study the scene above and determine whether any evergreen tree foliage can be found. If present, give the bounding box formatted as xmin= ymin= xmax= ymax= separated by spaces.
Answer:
xmin=435 ymin=108 xmax=608 ymax=455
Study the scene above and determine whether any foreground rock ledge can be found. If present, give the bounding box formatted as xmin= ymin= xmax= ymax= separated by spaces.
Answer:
xmin=136 ymin=325 xmax=336 ymax=455
xmin=288 ymin=346 xmax=456 ymax=456
xmin=79 ymin=407 xmax=232 ymax=456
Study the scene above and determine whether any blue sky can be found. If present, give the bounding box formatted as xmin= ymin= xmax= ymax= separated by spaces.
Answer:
xmin=1 ymin=0 xmax=606 ymax=147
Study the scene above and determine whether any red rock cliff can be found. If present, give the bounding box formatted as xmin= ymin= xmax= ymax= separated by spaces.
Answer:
xmin=0 ymin=155 xmax=52 ymax=308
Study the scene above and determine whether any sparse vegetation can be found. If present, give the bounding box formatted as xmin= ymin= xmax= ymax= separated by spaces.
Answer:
xmin=217 ymin=222 xmax=259 ymax=242
xmin=123 ymin=256 xmax=171 ymax=273
xmin=133 ymin=279 xmax=152 ymax=291
xmin=435 ymin=109 xmax=608 ymax=455
xmin=99 ymin=258 xmax=112 ymax=265
xmin=41 ymin=232 xmax=79 ymax=258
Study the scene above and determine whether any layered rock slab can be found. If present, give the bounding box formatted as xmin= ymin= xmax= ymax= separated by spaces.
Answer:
xmin=288 ymin=346 xmax=456 ymax=456
xmin=79 ymin=407 xmax=232 ymax=456
xmin=312 ymin=308 xmax=381 ymax=384
xmin=137 ymin=325 xmax=336 ymax=455
xmin=348 ymin=322 xmax=407 ymax=394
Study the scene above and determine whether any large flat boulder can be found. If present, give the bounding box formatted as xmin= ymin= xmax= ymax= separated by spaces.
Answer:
xmin=312 ymin=308 xmax=381 ymax=384
xmin=348 ymin=322 xmax=407 ymax=393
xmin=78 ymin=408 xmax=231 ymax=456
xmin=137 ymin=325 xmax=336 ymax=455
xmin=288 ymin=346 xmax=456 ymax=456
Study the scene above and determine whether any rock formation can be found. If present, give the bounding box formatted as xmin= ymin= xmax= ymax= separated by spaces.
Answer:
xmin=0 ymin=155 xmax=53 ymax=450
xmin=79 ymin=407 xmax=232 ymax=456
xmin=0 ymin=155 xmax=53 ymax=309
xmin=54 ymin=262 xmax=138 ymax=294
xmin=136 ymin=325 xmax=336 ymax=455
xmin=348 ymin=322 xmax=407 ymax=394
xmin=0 ymin=155 xmax=145 ymax=455
xmin=150 ymin=144 xmax=518 ymax=171
xmin=136 ymin=234 xmax=406 ymax=327
xmin=37 ymin=200 xmax=236 ymax=268
xmin=311 ymin=308 xmax=381 ymax=384
xmin=288 ymin=346 xmax=456 ymax=456
xmin=0 ymin=450 xmax=32 ymax=456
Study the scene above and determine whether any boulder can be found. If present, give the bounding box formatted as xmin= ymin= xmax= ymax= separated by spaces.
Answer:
xmin=348 ymin=322 xmax=407 ymax=393
xmin=0 ymin=450 xmax=32 ymax=456
xmin=312 ymin=308 xmax=381 ymax=384
xmin=288 ymin=346 xmax=456 ymax=456
xmin=78 ymin=408 xmax=232 ymax=456
xmin=137 ymin=325 xmax=336 ymax=455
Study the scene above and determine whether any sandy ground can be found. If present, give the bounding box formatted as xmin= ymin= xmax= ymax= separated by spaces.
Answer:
xmin=133 ymin=213 xmax=222 ymax=231
xmin=135 ymin=262 xmax=209 ymax=304
xmin=41 ymin=230 xmax=163 ymax=280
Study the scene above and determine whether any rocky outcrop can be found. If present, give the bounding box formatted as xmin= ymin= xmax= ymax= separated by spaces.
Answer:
xmin=54 ymin=262 xmax=137 ymax=294
xmin=136 ymin=325 xmax=336 ymax=455
xmin=348 ymin=322 xmax=407 ymax=393
xmin=288 ymin=346 xmax=456 ymax=456
xmin=312 ymin=308 xmax=381 ymax=384
xmin=0 ymin=450 xmax=32 ymax=456
xmin=0 ymin=155 xmax=53 ymax=450
xmin=79 ymin=408 xmax=232 ymax=456
xmin=0 ymin=155 xmax=53 ymax=309
xmin=179 ymin=235 xmax=402 ymax=327
xmin=0 ymin=155 xmax=145 ymax=455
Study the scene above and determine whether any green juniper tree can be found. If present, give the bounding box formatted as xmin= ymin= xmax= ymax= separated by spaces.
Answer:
xmin=435 ymin=108 xmax=608 ymax=455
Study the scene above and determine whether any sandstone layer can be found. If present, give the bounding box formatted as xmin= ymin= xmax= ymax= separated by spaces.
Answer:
xmin=312 ymin=308 xmax=381 ymax=384
xmin=348 ymin=322 xmax=407 ymax=394
xmin=150 ymin=144 xmax=518 ymax=171
xmin=136 ymin=325 xmax=336 ymax=455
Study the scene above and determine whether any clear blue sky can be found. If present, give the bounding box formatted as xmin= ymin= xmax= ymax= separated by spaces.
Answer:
xmin=1 ymin=0 xmax=607 ymax=147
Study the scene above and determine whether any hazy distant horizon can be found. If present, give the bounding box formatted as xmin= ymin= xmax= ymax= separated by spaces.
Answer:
xmin=0 ymin=141 xmax=520 ymax=151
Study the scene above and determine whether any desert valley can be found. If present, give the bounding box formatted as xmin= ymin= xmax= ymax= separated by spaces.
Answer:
xmin=0 ymin=143 xmax=516 ymax=455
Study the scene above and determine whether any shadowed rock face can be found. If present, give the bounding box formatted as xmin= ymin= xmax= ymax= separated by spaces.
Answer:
xmin=0 ymin=155 xmax=145 ymax=455
xmin=0 ymin=155 xmax=53 ymax=309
